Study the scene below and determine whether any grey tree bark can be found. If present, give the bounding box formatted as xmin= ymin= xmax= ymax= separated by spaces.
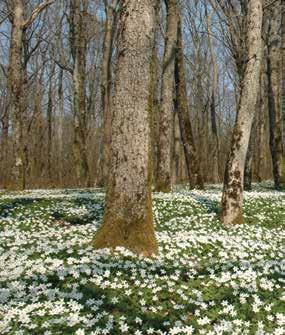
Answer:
xmin=149 ymin=0 xmax=160 ymax=185
xmin=98 ymin=0 xmax=118 ymax=187
xmin=281 ymin=0 xmax=285 ymax=185
xmin=156 ymin=0 xmax=178 ymax=192
xmin=93 ymin=0 xmax=158 ymax=256
xmin=221 ymin=0 xmax=263 ymax=225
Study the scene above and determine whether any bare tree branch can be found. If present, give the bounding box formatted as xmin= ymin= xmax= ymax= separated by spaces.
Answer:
xmin=22 ymin=0 xmax=56 ymax=29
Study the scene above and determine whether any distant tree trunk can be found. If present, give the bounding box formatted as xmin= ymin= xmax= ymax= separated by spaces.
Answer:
xmin=172 ymin=110 xmax=181 ymax=185
xmin=99 ymin=0 xmax=118 ymax=187
xmin=58 ymin=68 xmax=64 ymax=186
xmin=174 ymin=16 xmax=204 ymax=190
xmin=207 ymin=8 xmax=220 ymax=184
xmin=244 ymin=122 xmax=255 ymax=190
xmin=1 ymin=107 xmax=9 ymax=188
xmin=8 ymin=0 xmax=54 ymax=190
xmin=32 ymin=79 xmax=45 ymax=182
xmin=281 ymin=0 xmax=285 ymax=185
xmin=267 ymin=3 xmax=282 ymax=189
xmin=256 ymin=60 xmax=267 ymax=182
xmin=156 ymin=0 xmax=178 ymax=192
xmin=70 ymin=0 xmax=90 ymax=187
xmin=47 ymin=66 xmax=55 ymax=182
xmin=93 ymin=0 xmax=158 ymax=256
xmin=210 ymin=91 xmax=220 ymax=183
xmin=221 ymin=0 xmax=262 ymax=225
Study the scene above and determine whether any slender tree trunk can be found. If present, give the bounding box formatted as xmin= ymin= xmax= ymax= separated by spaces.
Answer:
xmin=47 ymin=66 xmax=55 ymax=182
xmin=156 ymin=0 xmax=178 ymax=192
xmin=58 ymin=68 xmax=64 ymax=186
xmin=93 ymin=0 xmax=158 ymax=256
xmin=70 ymin=0 xmax=90 ymax=187
xmin=210 ymin=92 xmax=220 ymax=183
xmin=99 ymin=0 xmax=118 ymax=187
xmin=32 ymin=80 xmax=44 ymax=182
xmin=174 ymin=16 xmax=204 ymax=190
xmin=1 ymin=108 xmax=9 ymax=188
xmin=8 ymin=0 xmax=54 ymax=189
xmin=221 ymin=0 xmax=263 ymax=225
xmin=256 ymin=59 xmax=267 ymax=182
xmin=207 ymin=8 xmax=220 ymax=183
xmin=267 ymin=3 xmax=282 ymax=189
xmin=172 ymin=110 xmax=181 ymax=185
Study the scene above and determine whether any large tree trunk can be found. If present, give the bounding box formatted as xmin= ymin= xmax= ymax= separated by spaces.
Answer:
xmin=281 ymin=0 xmax=285 ymax=185
xmin=267 ymin=2 xmax=282 ymax=189
xmin=92 ymin=0 xmax=158 ymax=256
xmin=149 ymin=1 xmax=160 ymax=185
xmin=221 ymin=0 xmax=263 ymax=225
xmin=70 ymin=0 xmax=90 ymax=187
xmin=98 ymin=0 xmax=118 ymax=187
xmin=174 ymin=16 xmax=204 ymax=190
xmin=156 ymin=0 xmax=178 ymax=192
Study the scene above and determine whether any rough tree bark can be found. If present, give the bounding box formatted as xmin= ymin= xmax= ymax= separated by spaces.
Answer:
xmin=174 ymin=16 xmax=204 ymax=190
xmin=156 ymin=0 xmax=178 ymax=192
xmin=281 ymin=0 xmax=285 ymax=185
xmin=98 ymin=0 xmax=118 ymax=187
xmin=92 ymin=0 xmax=158 ymax=256
xmin=70 ymin=0 xmax=90 ymax=187
xmin=221 ymin=0 xmax=263 ymax=225
xmin=149 ymin=0 xmax=160 ymax=185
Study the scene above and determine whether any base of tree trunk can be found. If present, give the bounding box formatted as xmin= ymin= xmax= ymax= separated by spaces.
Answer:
xmin=155 ymin=181 xmax=171 ymax=193
xmin=280 ymin=157 xmax=285 ymax=187
xmin=92 ymin=212 xmax=158 ymax=257
xmin=221 ymin=208 xmax=244 ymax=226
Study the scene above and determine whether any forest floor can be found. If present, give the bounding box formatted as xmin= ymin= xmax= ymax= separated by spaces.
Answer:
xmin=0 ymin=183 xmax=284 ymax=335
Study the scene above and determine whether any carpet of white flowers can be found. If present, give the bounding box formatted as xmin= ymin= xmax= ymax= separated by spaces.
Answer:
xmin=0 ymin=183 xmax=284 ymax=335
